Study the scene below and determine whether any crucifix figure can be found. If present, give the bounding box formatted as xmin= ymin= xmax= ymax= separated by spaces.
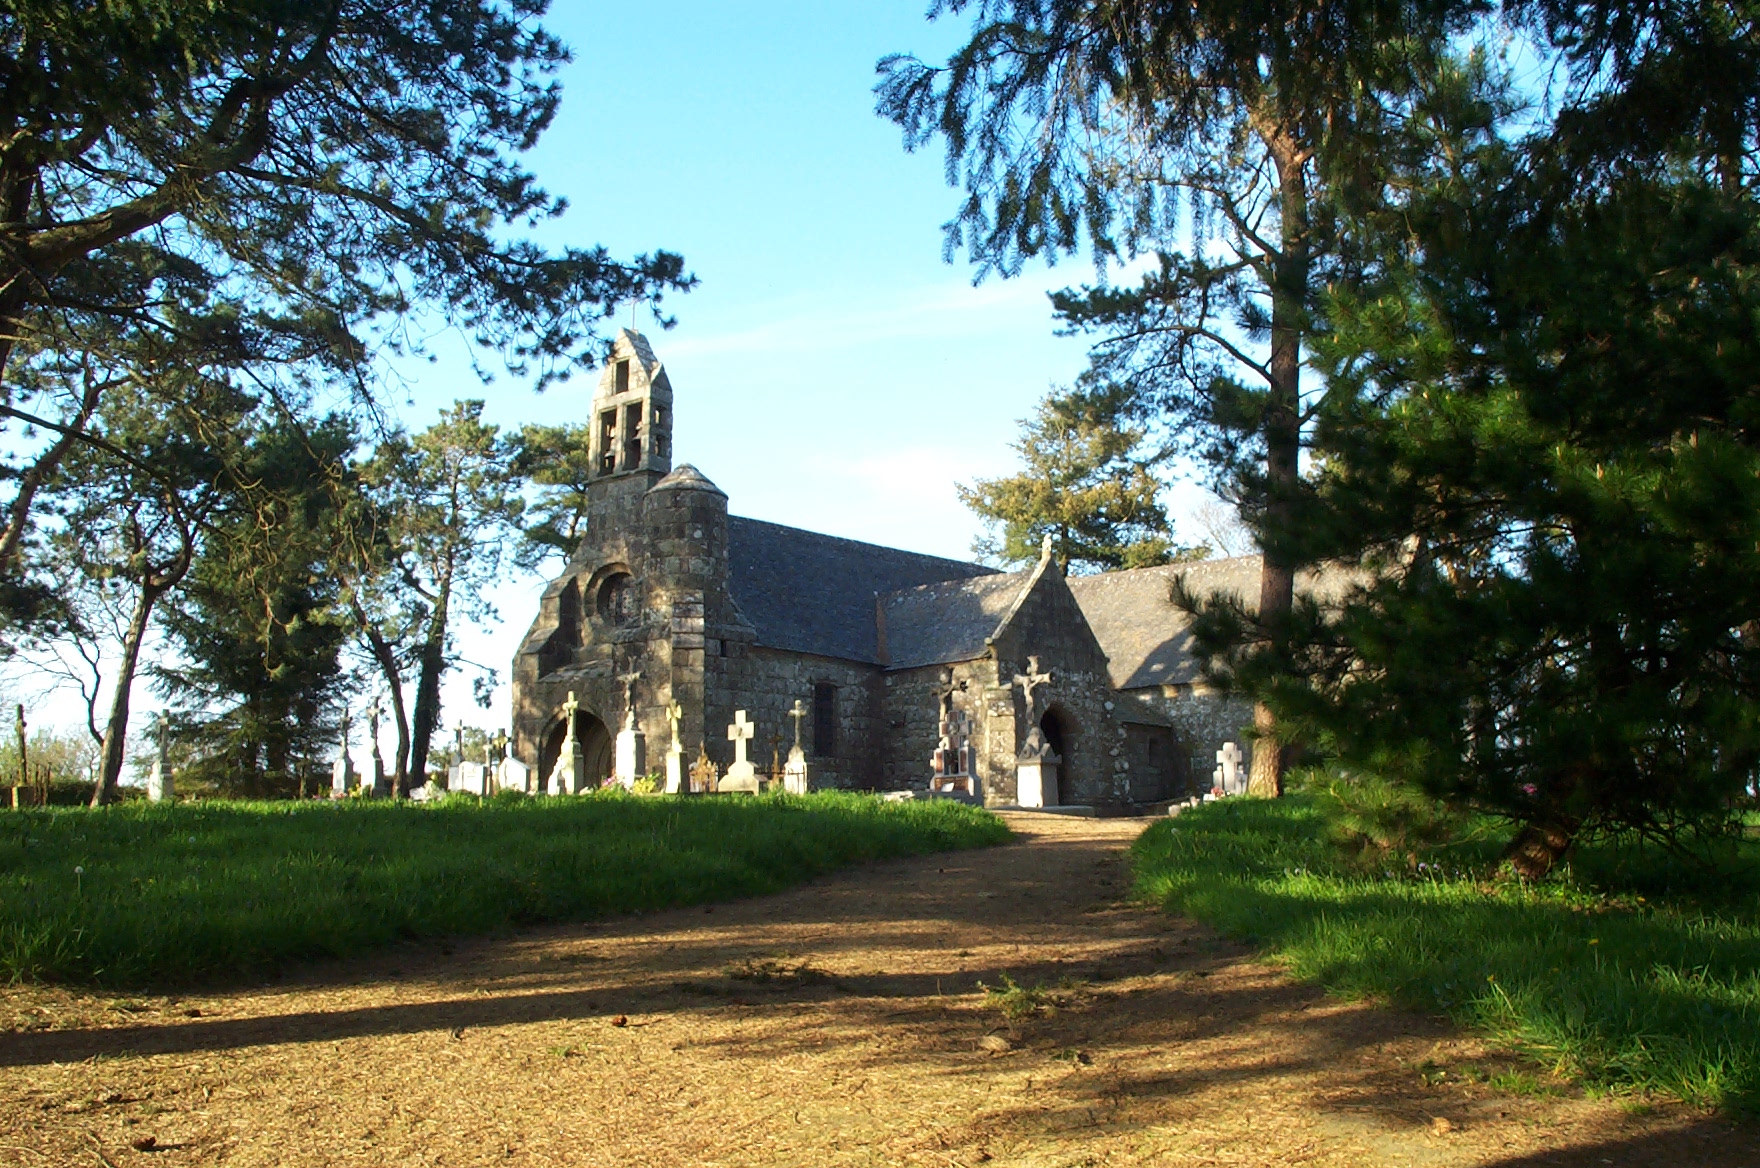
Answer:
xmin=453 ymin=724 xmax=464 ymax=765
xmin=617 ymin=668 xmax=642 ymax=730
xmin=727 ymin=709 xmax=755 ymax=768
xmin=787 ymin=700 xmax=807 ymax=752
xmin=560 ymin=691 xmax=580 ymax=746
xmin=1012 ymin=656 xmax=1052 ymax=724
xmin=666 ymin=701 xmax=683 ymax=751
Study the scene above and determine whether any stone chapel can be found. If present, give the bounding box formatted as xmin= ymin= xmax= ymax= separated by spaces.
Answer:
xmin=511 ymin=329 xmax=1307 ymax=808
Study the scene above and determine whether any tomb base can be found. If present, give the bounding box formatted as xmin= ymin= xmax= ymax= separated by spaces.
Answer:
xmin=147 ymin=764 xmax=173 ymax=804
xmin=613 ymin=728 xmax=646 ymax=788
xmin=548 ymin=744 xmax=587 ymax=796
xmin=718 ymin=761 xmax=760 ymax=794
xmin=664 ymin=747 xmax=686 ymax=794
xmin=783 ymin=746 xmax=809 ymax=795
xmin=1015 ymin=758 xmax=1060 ymax=808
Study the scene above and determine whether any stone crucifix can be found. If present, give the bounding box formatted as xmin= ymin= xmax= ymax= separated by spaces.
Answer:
xmin=617 ymin=668 xmax=642 ymax=729
xmin=727 ymin=709 xmax=756 ymax=768
xmin=787 ymin=699 xmax=808 ymax=752
xmin=1012 ymin=655 xmax=1052 ymax=723
xmin=666 ymin=700 xmax=683 ymax=751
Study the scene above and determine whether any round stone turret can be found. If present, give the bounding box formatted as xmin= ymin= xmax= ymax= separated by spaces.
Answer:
xmin=650 ymin=463 xmax=726 ymax=497
xmin=645 ymin=462 xmax=727 ymax=588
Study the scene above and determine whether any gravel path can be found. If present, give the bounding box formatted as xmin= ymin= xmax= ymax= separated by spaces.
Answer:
xmin=1 ymin=811 xmax=1750 ymax=1167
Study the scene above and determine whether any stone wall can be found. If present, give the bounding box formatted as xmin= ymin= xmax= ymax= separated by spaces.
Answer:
xmin=880 ymin=657 xmax=999 ymax=795
xmin=704 ymin=646 xmax=882 ymax=790
xmin=1128 ymin=686 xmax=1256 ymax=791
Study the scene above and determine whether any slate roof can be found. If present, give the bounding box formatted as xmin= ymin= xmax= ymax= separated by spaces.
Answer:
xmin=1065 ymin=555 xmax=1356 ymax=689
xmin=877 ymin=570 xmax=1036 ymax=670
xmin=725 ymin=516 xmax=996 ymax=663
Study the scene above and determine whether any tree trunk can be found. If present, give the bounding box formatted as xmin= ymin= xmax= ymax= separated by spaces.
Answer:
xmin=1247 ymin=134 xmax=1311 ymax=799
xmin=1503 ymin=819 xmax=1577 ymax=880
xmin=90 ymin=581 xmax=163 ymax=805
xmin=353 ymin=600 xmax=412 ymax=795
xmin=406 ymin=593 xmax=449 ymax=791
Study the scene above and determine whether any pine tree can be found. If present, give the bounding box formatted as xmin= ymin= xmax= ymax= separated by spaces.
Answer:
xmin=1226 ymin=29 xmax=1760 ymax=875
xmin=881 ymin=0 xmax=1468 ymax=794
xmin=959 ymin=384 xmax=1202 ymax=572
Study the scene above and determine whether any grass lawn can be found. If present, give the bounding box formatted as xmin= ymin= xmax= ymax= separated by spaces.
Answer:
xmin=1132 ymin=796 xmax=1760 ymax=1112
xmin=0 ymin=790 xmax=1009 ymax=989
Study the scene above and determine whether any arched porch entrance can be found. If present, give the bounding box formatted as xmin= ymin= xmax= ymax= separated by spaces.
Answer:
xmin=1040 ymin=705 xmax=1075 ymax=805
xmin=540 ymin=706 xmax=613 ymax=790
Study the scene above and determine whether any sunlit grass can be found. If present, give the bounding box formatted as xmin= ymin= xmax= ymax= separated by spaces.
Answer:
xmin=1132 ymin=796 xmax=1760 ymax=1112
xmin=0 ymin=790 xmax=1009 ymax=988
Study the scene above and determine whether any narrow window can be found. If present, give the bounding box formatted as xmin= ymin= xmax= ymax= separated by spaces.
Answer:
xmin=812 ymin=683 xmax=836 ymax=756
xmin=597 ymin=410 xmax=617 ymax=474
xmin=652 ymin=405 xmax=669 ymax=458
xmin=623 ymin=402 xmax=644 ymax=468
xmin=615 ymin=358 xmax=630 ymax=394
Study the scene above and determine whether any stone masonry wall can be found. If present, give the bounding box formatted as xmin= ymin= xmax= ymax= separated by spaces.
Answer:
xmin=1128 ymin=687 xmax=1256 ymax=792
xmin=702 ymin=646 xmax=882 ymax=790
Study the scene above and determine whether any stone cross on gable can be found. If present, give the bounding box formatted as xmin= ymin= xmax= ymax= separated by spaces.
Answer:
xmin=666 ymin=701 xmax=683 ymax=750
xmin=1012 ymin=656 xmax=1052 ymax=722
xmin=788 ymin=700 xmax=807 ymax=751
xmin=727 ymin=710 xmax=755 ymax=767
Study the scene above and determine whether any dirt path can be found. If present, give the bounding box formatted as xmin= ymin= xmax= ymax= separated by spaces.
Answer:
xmin=1 ymin=812 xmax=1752 ymax=1168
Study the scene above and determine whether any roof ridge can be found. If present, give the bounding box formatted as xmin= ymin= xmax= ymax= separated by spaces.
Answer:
xmin=727 ymin=514 xmax=995 ymax=574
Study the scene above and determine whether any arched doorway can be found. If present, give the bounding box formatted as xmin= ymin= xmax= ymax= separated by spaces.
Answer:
xmin=540 ymin=707 xmax=613 ymax=790
xmin=1040 ymin=706 xmax=1074 ymax=805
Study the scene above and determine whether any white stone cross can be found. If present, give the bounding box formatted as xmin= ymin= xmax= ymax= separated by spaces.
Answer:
xmin=561 ymin=691 xmax=580 ymax=746
xmin=666 ymin=701 xmax=683 ymax=750
xmin=1217 ymin=741 xmax=1243 ymax=793
xmin=788 ymin=700 xmax=807 ymax=750
xmin=727 ymin=710 xmax=755 ymax=767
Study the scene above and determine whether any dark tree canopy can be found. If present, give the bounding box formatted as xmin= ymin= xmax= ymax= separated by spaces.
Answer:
xmin=0 ymin=0 xmax=693 ymax=583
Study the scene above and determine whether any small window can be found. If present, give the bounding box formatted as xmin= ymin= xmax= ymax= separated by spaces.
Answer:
xmin=652 ymin=405 xmax=669 ymax=458
xmin=615 ymin=358 xmax=630 ymax=394
xmin=596 ymin=572 xmax=637 ymax=625
xmin=812 ymin=683 xmax=836 ymax=756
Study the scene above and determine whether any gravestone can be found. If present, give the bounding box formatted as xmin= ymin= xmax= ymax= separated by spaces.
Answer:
xmin=362 ymin=704 xmax=389 ymax=798
xmin=452 ymin=761 xmax=488 ymax=795
xmin=718 ymin=710 xmax=759 ymax=794
xmin=783 ymin=699 xmax=810 ymax=795
xmin=612 ymin=669 xmax=645 ymax=787
xmin=146 ymin=712 xmax=173 ymax=804
xmin=688 ymin=742 xmax=718 ymax=794
xmin=1217 ymin=741 xmax=1245 ymax=796
xmin=499 ymin=756 xmax=530 ymax=795
xmin=331 ymin=709 xmax=356 ymax=797
xmin=663 ymin=701 xmax=687 ymax=794
xmin=547 ymin=691 xmax=588 ymax=796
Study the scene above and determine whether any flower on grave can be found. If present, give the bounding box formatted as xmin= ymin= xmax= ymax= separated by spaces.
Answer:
xmin=1521 ymin=783 xmax=1538 ymax=796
